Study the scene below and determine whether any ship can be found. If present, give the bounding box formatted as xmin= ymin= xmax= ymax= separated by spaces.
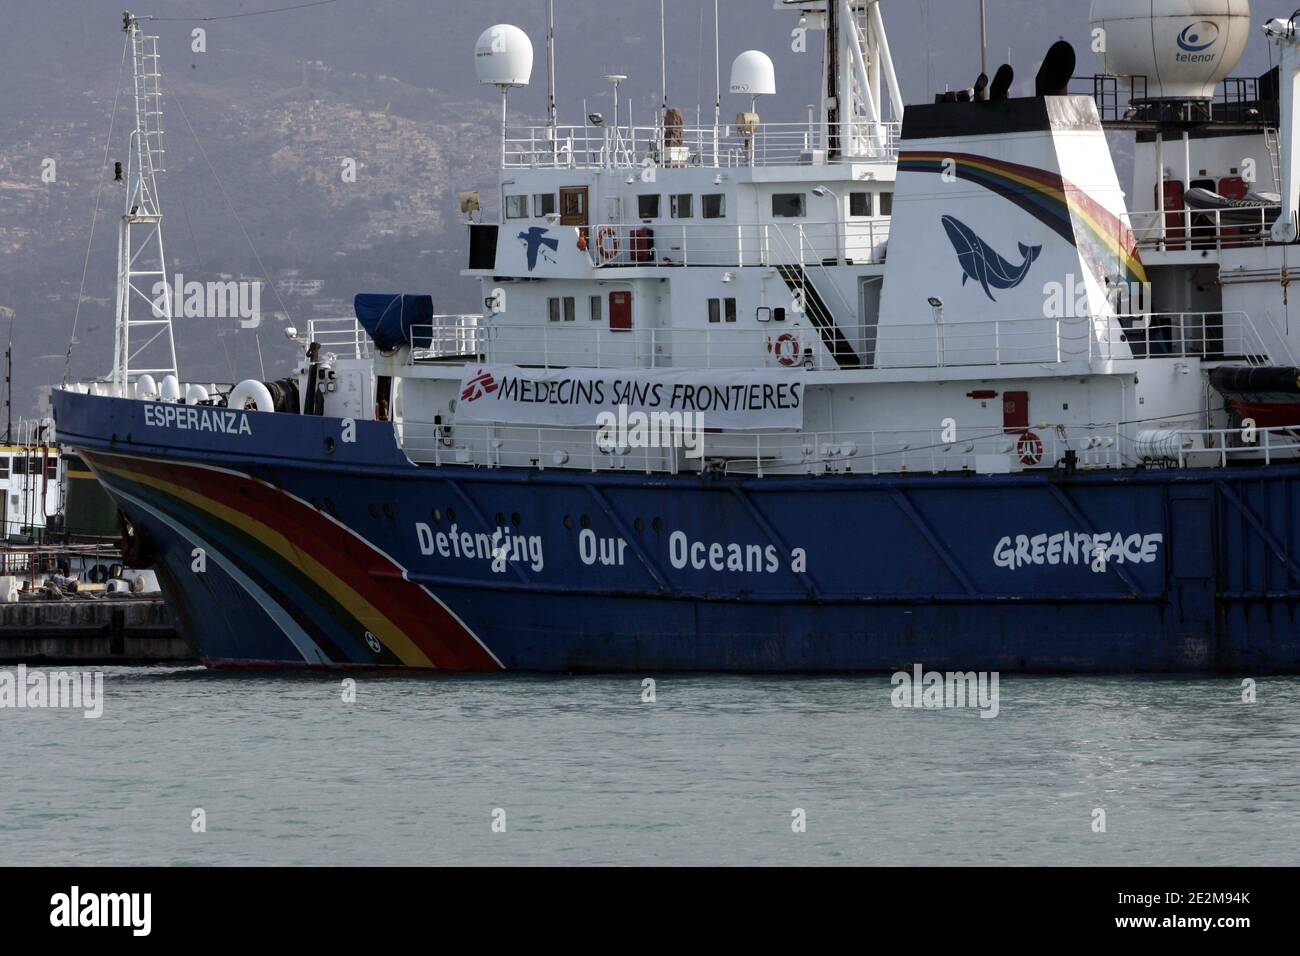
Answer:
xmin=50 ymin=1 xmax=1300 ymax=672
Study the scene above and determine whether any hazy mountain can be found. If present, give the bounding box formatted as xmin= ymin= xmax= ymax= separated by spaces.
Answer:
xmin=0 ymin=0 xmax=1284 ymax=417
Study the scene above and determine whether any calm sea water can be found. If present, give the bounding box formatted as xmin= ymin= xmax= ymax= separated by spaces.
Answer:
xmin=2 ymin=667 xmax=1298 ymax=866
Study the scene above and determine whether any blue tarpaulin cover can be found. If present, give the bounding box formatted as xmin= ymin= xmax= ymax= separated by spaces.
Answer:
xmin=353 ymin=294 xmax=435 ymax=351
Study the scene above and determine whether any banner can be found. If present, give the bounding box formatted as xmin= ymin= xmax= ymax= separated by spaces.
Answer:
xmin=455 ymin=365 xmax=806 ymax=430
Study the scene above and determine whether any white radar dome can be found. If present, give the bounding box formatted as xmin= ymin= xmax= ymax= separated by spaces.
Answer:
xmin=1090 ymin=0 xmax=1251 ymax=101
xmin=475 ymin=24 xmax=534 ymax=88
xmin=730 ymin=50 xmax=776 ymax=97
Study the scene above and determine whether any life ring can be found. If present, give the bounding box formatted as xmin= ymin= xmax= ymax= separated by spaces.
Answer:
xmin=773 ymin=333 xmax=801 ymax=367
xmin=596 ymin=226 xmax=620 ymax=262
xmin=1017 ymin=430 xmax=1045 ymax=466
xmin=576 ymin=229 xmax=588 ymax=252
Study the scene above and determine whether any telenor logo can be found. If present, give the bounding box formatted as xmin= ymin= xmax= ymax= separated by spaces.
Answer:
xmin=1177 ymin=21 xmax=1219 ymax=53
xmin=940 ymin=215 xmax=1042 ymax=302
xmin=460 ymin=369 xmax=498 ymax=402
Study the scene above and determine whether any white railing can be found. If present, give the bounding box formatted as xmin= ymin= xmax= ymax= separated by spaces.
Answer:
xmin=406 ymin=311 xmax=1283 ymax=373
xmin=308 ymin=318 xmax=371 ymax=360
xmin=586 ymin=219 xmax=889 ymax=269
xmin=309 ymin=315 xmax=481 ymax=362
xmin=1161 ymin=425 xmax=1300 ymax=468
xmin=503 ymin=121 xmax=902 ymax=170
xmin=397 ymin=419 xmax=1128 ymax=477
xmin=1129 ymin=204 xmax=1281 ymax=252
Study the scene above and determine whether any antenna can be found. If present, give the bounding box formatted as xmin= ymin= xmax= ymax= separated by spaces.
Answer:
xmin=475 ymin=24 xmax=534 ymax=166
xmin=113 ymin=11 xmax=179 ymax=398
xmin=713 ymin=0 xmax=721 ymax=165
xmin=547 ymin=0 xmax=557 ymax=132
xmin=659 ymin=0 xmax=667 ymax=118
xmin=980 ymin=0 xmax=988 ymax=79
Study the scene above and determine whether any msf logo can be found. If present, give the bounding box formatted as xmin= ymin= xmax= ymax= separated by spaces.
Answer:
xmin=460 ymin=369 xmax=498 ymax=402
xmin=940 ymin=215 xmax=1042 ymax=302
xmin=517 ymin=226 xmax=559 ymax=271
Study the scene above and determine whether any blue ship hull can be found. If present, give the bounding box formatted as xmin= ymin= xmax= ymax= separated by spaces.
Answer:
xmin=52 ymin=390 xmax=1300 ymax=672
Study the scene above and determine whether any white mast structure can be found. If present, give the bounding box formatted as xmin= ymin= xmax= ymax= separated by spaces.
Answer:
xmin=113 ymin=12 xmax=179 ymax=397
xmin=803 ymin=0 xmax=903 ymax=159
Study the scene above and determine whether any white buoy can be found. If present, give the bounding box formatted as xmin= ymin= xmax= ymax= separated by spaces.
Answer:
xmin=228 ymin=379 xmax=274 ymax=413
xmin=135 ymin=374 xmax=158 ymax=401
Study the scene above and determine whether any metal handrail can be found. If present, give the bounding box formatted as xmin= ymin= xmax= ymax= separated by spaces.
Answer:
xmin=1128 ymin=203 xmax=1282 ymax=252
xmin=585 ymin=220 xmax=890 ymax=270
xmin=397 ymin=418 xmax=1129 ymax=477
xmin=404 ymin=311 xmax=1281 ymax=372
xmin=503 ymin=121 xmax=902 ymax=170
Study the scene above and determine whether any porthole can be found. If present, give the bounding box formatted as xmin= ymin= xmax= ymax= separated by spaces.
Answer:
xmin=563 ymin=515 xmax=573 ymax=530
xmin=447 ymin=507 xmax=457 ymax=523
xmin=368 ymin=504 xmax=380 ymax=520
xmin=580 ymin=514 xmax=591 ymax=529
xmin=511 ymin=512 xmax=521 ymax=528
xmin=634 ymin=517 xmax=645 ymax=533
xmin=432 ymin=508 xmax=441 ymax=523
xmin=652 ymin=517 xmax=663 ymax=533
xmin=495 ymin=511 xmax=505 ymax=528
xmin=383 ymin=504 xmax=395 ymax=521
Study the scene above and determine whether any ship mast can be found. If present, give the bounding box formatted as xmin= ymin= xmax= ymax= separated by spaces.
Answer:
xmin=113 ymin=11 xmax=179 ymax=396
xmin=812 ymin=0 xmax=903 ymax=160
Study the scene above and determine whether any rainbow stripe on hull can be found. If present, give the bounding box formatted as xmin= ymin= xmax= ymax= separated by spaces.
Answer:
xmin=85 ymin=450 xmax=502 ymax=670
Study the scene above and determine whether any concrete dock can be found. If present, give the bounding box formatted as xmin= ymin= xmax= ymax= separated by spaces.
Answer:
xmin=0 ymin=594 xmax=194 ymax=663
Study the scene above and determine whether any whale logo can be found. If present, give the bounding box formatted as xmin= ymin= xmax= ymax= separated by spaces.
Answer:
xmin=1177 ymin=21 xmax=1219 ymax=53
xmin=941 ymin=215 xmax=1042 ymax=302
xmin=517 ymin=226 xmax=559 ymax=271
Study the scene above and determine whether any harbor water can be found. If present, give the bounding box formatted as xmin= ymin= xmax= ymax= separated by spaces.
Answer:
xmin=2 ymin=667 xmax=1298 ymax=866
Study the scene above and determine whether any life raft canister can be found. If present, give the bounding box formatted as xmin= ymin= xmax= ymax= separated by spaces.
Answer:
xmin=772 ymin=333 xmax=801 ymax=367
xmin=1017 ymin=430 xmax=1044 ymax=466
xmin=596 ymin=226 xmax=620 ymax=262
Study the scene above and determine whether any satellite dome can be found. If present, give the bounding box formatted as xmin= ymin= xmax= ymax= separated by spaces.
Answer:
xmin=474 ymin=24 xmax=534 ymax=88
xmin=730 ymin=50 xmax=776 ymax=97
xmin=1089 ymin=0 xmax=1251 ymax=101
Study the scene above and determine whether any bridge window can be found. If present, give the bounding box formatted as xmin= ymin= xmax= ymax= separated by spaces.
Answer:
xmin=11 ymin=457 xmax=26 ymax=476
xmin=702 ymin=194 xmax=726 ymax=219
xmin=533 ymin=193 xmax=557 ymax=217
xmin=45 ymin=458 xmax=58 ymax=479
xmin=638 ymin=194 xmax=661 ymax=219
xmin=772 ymin=193 xmax=805 ymax=218
xmin=590 ymin=295 xmax=603 ymax=321
xmin=0 ymin=457 xmax=7 ymax=480
xmin=708 ymin=297 xmax=737 ymax=323
xmin=550 ymin=296 xmax=576 ymax=321
xmin=670 ymin=194 xmax=693 ymax=219
xmin=505 ymin=195 xmax=529 ymax=219
xmin=879 ymin=191 xmax=893 ymax=216
xmin=849 ymin=192 xmax=873 ymax=216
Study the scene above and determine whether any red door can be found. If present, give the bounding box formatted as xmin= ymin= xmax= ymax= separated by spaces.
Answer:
xmin=1161 ymin=181 xmax=1186 ymax=249
xmin=609 ymin=291 xmax=632 ymax=331
xmin=1003 ymin=390 xmax=1029 ymax=433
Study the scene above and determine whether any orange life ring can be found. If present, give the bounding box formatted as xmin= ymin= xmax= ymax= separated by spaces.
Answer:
xmin=596 ymin=226 xmax=620 ymax=262
xmin=576 ymin=229 xmax=589 ymax=252
xmin=774 ymin=333 xmax=801 ymax=367
xmin=1017 ymin=430 xmax=1044 ymax=466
